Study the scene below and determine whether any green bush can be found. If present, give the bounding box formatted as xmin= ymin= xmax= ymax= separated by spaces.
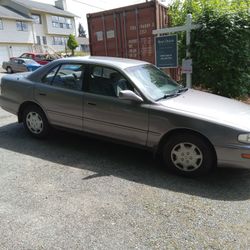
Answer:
xmin=168 ymin=0 xmax=250 ymax=98
xmin=190 ymin=11 xmax=250 ymax=97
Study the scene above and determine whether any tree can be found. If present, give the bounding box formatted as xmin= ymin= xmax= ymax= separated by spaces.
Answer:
xmin=168 ymin=0 xmax=250 ymax=98
xmin=78 ymin=23 xmax=86 ymax=38
xmin=67 ymin=34 xmax=79 ymax=56
xmin=169 ymin=0 xmax=249 ymax=26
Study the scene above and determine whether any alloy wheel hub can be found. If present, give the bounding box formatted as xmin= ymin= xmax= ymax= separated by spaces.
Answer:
xmin=26 ymin=112 xmax=43 ymax=134
xmin=171 ymin=142 xmax=203 ymax=171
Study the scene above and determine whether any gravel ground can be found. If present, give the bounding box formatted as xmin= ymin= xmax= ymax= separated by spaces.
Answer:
xmin=0 ymin=88 xmax=250 ymax=249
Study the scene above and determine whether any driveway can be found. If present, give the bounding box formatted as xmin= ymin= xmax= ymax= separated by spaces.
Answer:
xmin=0 ymin=107 xmax=249 ymax=249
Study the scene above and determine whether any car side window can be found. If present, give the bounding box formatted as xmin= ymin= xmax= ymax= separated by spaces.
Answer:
xmin=87 ymin=66 xmax=133 ymax=97
xmin=42 ymin=66 xmax=60 ymax=84
xmin=20 ymin=53 xmax=27 ymax=58
xmin=49 ymin=64 xmax=85 ymax=91
xmin=35 ymin=54 xmax=46 ymax=60
xmin=18 ymin=59 xmax=24 ymax=64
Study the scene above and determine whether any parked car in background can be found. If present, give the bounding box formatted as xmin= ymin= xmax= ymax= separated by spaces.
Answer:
xmin=2 ymin=58 xmax=41 ymax=73
xmin=0 ymin=56 xmax=250 ymax=176
xmin=18 ymin=53 xmax=59 ymax=65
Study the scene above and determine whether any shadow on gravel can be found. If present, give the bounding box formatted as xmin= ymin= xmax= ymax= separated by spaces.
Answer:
xmin=0 ymin=122 xmax=250 ymax=201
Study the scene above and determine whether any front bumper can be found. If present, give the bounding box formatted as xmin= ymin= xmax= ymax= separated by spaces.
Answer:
xmin=216 ymin=144 xmax=250 ymax=169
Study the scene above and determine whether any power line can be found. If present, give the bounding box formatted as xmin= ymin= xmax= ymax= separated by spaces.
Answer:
xmin=72 ymin=0 xmax=105 ymax=10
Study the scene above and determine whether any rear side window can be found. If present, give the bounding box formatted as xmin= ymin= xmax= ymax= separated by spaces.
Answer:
xmin=42 ymin=66 xmax=60 ymax=84
xmin=20 ymin=53 xmax=33 ymax=59
xmin=20 ymin=53 xmax=28 ymax=58
xmin=42 ymin=64 xmax=85 ymax=91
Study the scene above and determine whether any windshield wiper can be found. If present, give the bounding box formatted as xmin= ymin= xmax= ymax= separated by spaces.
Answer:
xmin=177 ymin=86 xmax=188 ymax=93
xmin=156 ymin=92 xmax=180 ymax=101
xmin=156 ymin=87 xmax=189 ymax=101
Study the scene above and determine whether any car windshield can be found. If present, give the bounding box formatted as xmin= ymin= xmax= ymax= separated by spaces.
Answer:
xmin=125 ymin=64 xmax=180 ymax=101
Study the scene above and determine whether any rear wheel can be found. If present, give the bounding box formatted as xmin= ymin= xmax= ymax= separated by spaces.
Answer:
xmin=162 ymin=133 xmax=215 ymax=176
xmin=6 ymin=66 xmax=13 ymax=74
xmin=22 ymin=105 xmax=50 ymax=138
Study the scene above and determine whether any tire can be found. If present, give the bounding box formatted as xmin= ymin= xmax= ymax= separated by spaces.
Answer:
xmin=22 ymin=105 xmax=50 ymax=138
xmin=162 ymin=133 xmax=215 ymax=176
xmin=6 ymin=66 xmax=13 ymax=74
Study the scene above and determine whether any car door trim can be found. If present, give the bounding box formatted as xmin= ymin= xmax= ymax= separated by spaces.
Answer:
xmin=84 ymin=117 xmax=147 ymax=134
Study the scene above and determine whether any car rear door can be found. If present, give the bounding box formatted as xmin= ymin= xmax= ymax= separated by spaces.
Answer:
xmin=34 ymin=63 xmax=85 ymax=130
xmin=83 ymin=65 xmax=149 ymax=146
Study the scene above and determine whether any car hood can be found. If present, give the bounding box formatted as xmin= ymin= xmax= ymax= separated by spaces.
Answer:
xmin=158 ymin=89 xmax=250 ymax=131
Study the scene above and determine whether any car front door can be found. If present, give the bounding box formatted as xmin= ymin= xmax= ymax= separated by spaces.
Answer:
xmin=17 ymin=59 xmax=27 ymax=72
xmin=34 ymin=63 xmax=85 ymax=130
xmin=83 ymin=65 xmax=149 ymax=146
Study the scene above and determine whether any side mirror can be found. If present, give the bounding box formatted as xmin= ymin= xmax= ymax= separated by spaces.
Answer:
xmin=119 ymin=90 xmax=143 ymax=103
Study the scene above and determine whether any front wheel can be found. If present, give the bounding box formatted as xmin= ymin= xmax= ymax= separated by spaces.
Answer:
xmin=162 ymin=133 xmax=215 ymax=176
xmin=6 ymin=66 xmax=13 ymax=74
xmin=22 ymin=105 xmax=50 ymax=138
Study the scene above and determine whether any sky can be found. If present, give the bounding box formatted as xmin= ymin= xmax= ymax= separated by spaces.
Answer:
xmin=33 ymin=0 xmax=171 ymax=36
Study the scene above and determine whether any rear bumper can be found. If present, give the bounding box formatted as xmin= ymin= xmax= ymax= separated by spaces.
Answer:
xmin=216 ymin=144 xmax=250 ymax=169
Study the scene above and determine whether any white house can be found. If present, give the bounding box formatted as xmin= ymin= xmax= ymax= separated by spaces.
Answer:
xmin=0 ymin=0 xmax=77 ymax=65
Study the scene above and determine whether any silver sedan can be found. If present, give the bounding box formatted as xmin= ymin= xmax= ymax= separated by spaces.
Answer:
xmin=2 ymin=58 xmax=41 ymax=73
xmin=0 ymin=56 xmax=250 ymax=176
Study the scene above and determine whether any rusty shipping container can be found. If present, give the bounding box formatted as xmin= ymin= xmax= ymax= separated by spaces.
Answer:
xmin=87 ymin=1 xmax=179 ymax=80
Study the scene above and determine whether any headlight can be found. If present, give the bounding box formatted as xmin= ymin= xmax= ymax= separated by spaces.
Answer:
xmin=238 ymin=134 xmax=250 ymax=144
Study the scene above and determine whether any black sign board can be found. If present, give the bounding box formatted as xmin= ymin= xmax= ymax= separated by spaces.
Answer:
xmin=155 ymin=34 xmax=178 ymax=68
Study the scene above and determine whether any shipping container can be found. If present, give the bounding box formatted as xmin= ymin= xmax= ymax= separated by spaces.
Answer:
xmin=87 ymin=0 xmax=180 ymax=80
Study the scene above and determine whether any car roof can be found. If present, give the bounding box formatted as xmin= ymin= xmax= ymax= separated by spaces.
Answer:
xmin=21 ymin=52 xmax=47 ymax=55
xmin=15 ymin=58 xmax=36 ymax=63
xmin=27 ymin=56 xmax=150 ymax=81
xmin=55 ymin=56 xmax=150 ymax=70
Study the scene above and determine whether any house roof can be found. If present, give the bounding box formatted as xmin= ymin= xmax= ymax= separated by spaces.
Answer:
xmin=12 ymin=0 xmax=76 ymax=17
xmin=0 ymin=5 xmax=32 ymax=21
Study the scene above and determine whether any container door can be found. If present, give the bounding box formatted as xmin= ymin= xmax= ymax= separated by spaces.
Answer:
xmin=120 ymin=6 xmax=156 ymax=63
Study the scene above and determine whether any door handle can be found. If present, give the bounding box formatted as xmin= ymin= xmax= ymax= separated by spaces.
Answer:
xmin=39 ymin=93 xmax=46 ymax=96
xmin=87 ymin=102 xmax=96 ymax=106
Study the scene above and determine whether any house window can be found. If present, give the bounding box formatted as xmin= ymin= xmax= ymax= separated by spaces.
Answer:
xmin=32 ymin=14 xmax=42 ymax=24
xmin=16 ymin=21 xmax=28 ymax=31
xmin=53 ymin=36 xmax=67 ymax=45
xmin=0 ymin=19 xmax=3 ymax=30
xmin=52 ymin=15 xmax=72 ymax=29
xmin=36 ymin=36 xmax=41 ymax=45
xmin=43 ymin=36 xmax=47 ymax=45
